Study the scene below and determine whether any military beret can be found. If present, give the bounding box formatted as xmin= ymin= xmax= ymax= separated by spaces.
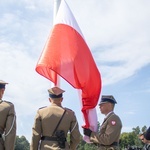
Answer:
xmin=0 ymin=80 xmax=8 ymax=89
xmin=99 ymin=95 xmax=117 ymax=105
xmin=48 ymin=86 xmax=65 ymax=99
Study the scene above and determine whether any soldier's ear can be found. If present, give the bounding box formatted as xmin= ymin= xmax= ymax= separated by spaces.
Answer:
xmin=61 ymin=98 xmax=63 ymax=102
xmin=49 ymin=98 xmax=52 ymax=102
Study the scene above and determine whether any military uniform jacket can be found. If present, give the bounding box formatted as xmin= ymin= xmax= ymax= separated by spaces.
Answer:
xmin=90 ymin=112 xmax=122 ymax=150
xmin=0 ymin=100 xmax=16 ymax=150
xmin=30 ymin=104 xmax=81 ymax=150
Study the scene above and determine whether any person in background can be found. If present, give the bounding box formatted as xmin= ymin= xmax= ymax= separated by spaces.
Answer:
xmin=30 ymin=86 xmax=81 ymax=150
xmin=83 ymin=95 xmax=122 ymax=150
xmin=138 ymin=132 xmax=150 ymax=150
xmin=0 ymin=80 xmax=16 ymax=150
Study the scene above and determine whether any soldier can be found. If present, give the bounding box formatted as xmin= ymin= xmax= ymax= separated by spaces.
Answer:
xmin=139 ymin=132 xmax=150 ymax=150
xmin=30 ymin=86 xmax=81 ymax=150
xmin=0 ymin=80 xmax=16 ymax=150
xmin=83 ymin=95 xmax=122 ymax=150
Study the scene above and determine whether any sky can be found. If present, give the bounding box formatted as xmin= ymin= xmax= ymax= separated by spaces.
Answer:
xmin=0 ymin=0 xmax=150 ymax=142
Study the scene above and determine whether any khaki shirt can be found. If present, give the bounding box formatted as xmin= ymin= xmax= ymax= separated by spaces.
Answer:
xmin=30 ymin=104 xmax=81 ymax=150
xmin=0 ymin=100 xmax=16 ymax=150
xmin=90 ymin=112 xmax=122 ymax=150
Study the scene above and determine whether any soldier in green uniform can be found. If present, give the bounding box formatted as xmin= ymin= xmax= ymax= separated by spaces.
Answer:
xmin=30 ymin=86 xmax=81 ymax=150
xmin=83 ymin=95 xmax=122 ymax=150
xmin=0 ymin=80 xmax=16 ymax=150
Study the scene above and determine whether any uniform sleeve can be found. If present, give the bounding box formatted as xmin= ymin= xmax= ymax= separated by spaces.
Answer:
xmin=90 ymin=115 xmax=122 ymax=145
xmin=69 ymin=112 xmax=81 ymax=150
xmin=30 ymin=110 xmax=42 ymax=150
xmin=5 ymin=104 xmax=16 ymax=150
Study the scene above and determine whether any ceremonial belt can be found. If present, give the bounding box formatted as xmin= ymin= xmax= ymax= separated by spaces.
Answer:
xmin=41 ymin=136 xmax=66 ymax=141
xmin=100 ymin=142 xmax=118 ymax=147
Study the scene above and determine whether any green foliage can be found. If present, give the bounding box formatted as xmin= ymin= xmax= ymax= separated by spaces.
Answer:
xmin=120 ymin=126 xmax=147 ymax=149
xmin=77 ymin=139 xmax=99 ymax=150
xmin=120 ymin=132 xmax=130 ymax=148
xmin=15 ymin=135 xmax=30 ymax=150
xmin=84 ymin=143 xmax=99 ymax=150
xmin=141 ymin=126 xmax=147 ymax=133
xmin=120 ymin=132 xmax=135 ymax=148
xmin=132 ymin=126 xmax=140 ymax=135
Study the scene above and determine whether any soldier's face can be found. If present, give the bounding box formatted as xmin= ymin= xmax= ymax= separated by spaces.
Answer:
xmin=99 ymin=102 xmax=112 ymax=115
xmin=139 ymin=135 xmax=147 ymax=144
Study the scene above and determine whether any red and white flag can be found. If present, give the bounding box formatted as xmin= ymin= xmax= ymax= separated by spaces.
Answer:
xmin=36 ymin=0 xmax=102 ymax=141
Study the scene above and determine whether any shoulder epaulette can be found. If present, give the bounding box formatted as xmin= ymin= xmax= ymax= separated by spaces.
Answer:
xmin=64 ymin=107 xmax=73 ymax=112
xmin=39 ymin=106 xmax=47 ymax=109
xmin=3 ymin=100 xmax=13 ymax=105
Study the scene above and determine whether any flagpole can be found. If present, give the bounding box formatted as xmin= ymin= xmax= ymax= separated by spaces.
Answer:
xmin=53 ymin=0 xmax=61 ymax=23
xmin=53 ymin=0 xmax=61 ymax=86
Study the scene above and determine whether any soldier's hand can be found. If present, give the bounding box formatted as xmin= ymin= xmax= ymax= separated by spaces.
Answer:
xmin=83 ymin=128 xmax=92 ymax=137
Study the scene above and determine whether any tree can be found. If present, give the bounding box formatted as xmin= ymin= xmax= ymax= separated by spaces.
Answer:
xmin=132 ymin=126 xmax=140 ymax=135
xmin=120 ymin=126 xmax=147 ymax=149
xmin=15 ymin=135 xmax=30 ymax=150
xmin=120 ymin=132 xmax=130 ymax=148
xmin=77 ymin=139 xmax=99 ymax=150
xmin=141 ymin=126 xmax=147 ymax=133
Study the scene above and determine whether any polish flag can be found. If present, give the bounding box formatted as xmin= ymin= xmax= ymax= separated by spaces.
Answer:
xmin=36 ymin=0 xmax=102 ymax=141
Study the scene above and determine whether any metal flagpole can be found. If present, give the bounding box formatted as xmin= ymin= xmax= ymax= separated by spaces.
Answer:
xmin=53 ymin=0 xmax=61 ymax=23
xmin=53 ymin=0 xmax=61 ymax=87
